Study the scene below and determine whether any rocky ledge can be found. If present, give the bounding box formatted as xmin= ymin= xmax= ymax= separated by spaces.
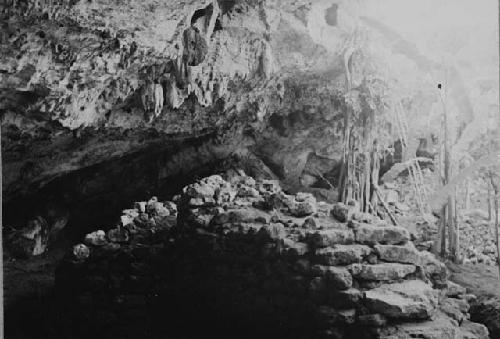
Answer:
xmin=55 ymin=171 xmax=488 ymax=339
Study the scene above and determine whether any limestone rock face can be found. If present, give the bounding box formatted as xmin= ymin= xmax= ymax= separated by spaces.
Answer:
xmin=0 ymin=0 xmax=363 ymax=204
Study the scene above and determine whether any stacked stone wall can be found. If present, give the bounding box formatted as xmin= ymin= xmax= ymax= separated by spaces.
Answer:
xmin=56 ymin=171 xmax=489 ymax=339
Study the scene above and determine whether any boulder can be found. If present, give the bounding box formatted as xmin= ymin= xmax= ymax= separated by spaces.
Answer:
xmin=84 ymin=230 xmax=107 ymax=246
xmin=72 ymin=244 xmax=90 ymax=261
xmin=134 ymin=201 xmax=147 ymax=213
xmin=163 ymin=201 xmax=178 ymax=215
xmin=445 ymin=281 xmax=467 ymax=298
xmin=236 ymin=185 xmax=260 ymax=197
xmin=283 ymin=239 xmax=309 ymax=256
xmin=259 ymin=223 xmax=286 ymax=240
xmin=351 ymin=211 xmax=376 ymax=223
xmin=146 ymin=201 xmax=170 ymax=217
xmin=107 ymin=227 xmax=130 ymax=243
xmin=374 ymin=242 xmax=420 ymax=264
xmin=295 ymin=192 xmax=314 ymax=202
xmin=122 ymin=209 xmax=140 ymax=218
xmin=440 ymin=298 xmax=466 ymax=323
xmin=364 ymin=280 xmax=437 ymax=320
xmin=290 ymin=194 xmax=317 ymax=217
xmin=350 ymin=263 xmax=416 ymax=281
xmin=212 ymin=208 xmax=270 ymax=225
xmin=315 ymin=245 xmax=371 ymax=266
xmin=331 ymin=202 xmax=357 ymax=222
xmin=419 ymin=251 xmax=448 ymax=287
xmin=311 ymin=265 xmax=353 ymax=290
xmin=306 ymin=229 xmax=355 ymax=247
xmin=354 ymin=224 xmax=410 ymax=245
xmin=460 ymin=320 xmax=489 ymax=339
xmin=120 ymin=214 xmax=135 ymax=227
xmin=302 ymin=217 xmax=319 ymax=229
xmin=379 ymin=315 xmax=462 ymax=339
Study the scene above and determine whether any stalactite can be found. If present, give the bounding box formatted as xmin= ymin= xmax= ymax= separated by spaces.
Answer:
xmin=140 ymin=82 xmax=155 ymax=113
xmin=153 ymin=83 xmax=164 ymax=117
xmin=260 ymin=40 xmax=274 ymax=79
xmin=166 ymin=79 xmax=183 ymax=109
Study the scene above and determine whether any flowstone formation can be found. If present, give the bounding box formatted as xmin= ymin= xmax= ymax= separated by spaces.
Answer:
xmin=56 ymin=172 xmax=488 ymax=339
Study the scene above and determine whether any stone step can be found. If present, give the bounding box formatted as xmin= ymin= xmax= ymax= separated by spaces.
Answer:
xmin=306 ymin=229 xmax=355 ymax=247
xmin=374 ymin=243 xmax=420 ymax=264
xmin=311 ymin=265 xmax=353 ymax=290
xmin=350 ymin=263 xmax=416 ymax=281
xmin=315 ymin=245 xmax=372 ymax=266
xmin=364 ymin=280 xmax=438 ymax=320
xmin=352 ymin=223 xmax=410 ymax=245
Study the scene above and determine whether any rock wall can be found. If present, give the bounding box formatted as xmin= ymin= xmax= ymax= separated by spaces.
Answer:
xmin=54 ymin=172 xmax=488 ymax=339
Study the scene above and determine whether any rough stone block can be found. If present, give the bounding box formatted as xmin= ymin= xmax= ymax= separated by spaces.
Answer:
xmin=374 ymin=242 xmax=420 ymax=264
xmin=291 ymin=199 xmax=317 ymax=217
xmin=84 ymin=230 xmax=107 ymax=246
xmin=354 ymin=224 xmax=410 ymax=245
xmin=461 ymin=320 xmax=489 ymax=339
xmin=315 ymin=245 xmax=371 ymax=266
xmin=331 ymin=202 xmax=357 ymax=222
xmin=283 ymin=238 xmax=309 ymax=256
xmin=364 ymin=280 xmax=437 ymax=320
xmin=350 ymin=263 xmax=416 ymax=281
xmin=445 ymin=281 xmax=467 ymax=298
xmin=311 ymin=265 xmax=353 ymax=290
xmin=306 ymin=229 xmax=355 ymax=247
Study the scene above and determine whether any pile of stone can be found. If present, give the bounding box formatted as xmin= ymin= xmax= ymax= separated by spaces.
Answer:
xmin=459 ymin=217 xmax=498 ymax=266
xmin=56 ymin=171 xmax=488 ymax=339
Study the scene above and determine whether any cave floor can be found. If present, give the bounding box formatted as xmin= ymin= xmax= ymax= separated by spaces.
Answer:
xmin=3 ymin=247 xmax=66 ymax=339
xmin=448 ymin=262 xmax=500 ymax=338
xmin=448 ymin=262 xmax=500 ymax=298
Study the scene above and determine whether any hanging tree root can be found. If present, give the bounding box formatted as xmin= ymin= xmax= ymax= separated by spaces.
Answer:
xmin=314 ymin=170 xmax=335 ymax=191
xmin=374 ymin=186 xmax=398 ymax=226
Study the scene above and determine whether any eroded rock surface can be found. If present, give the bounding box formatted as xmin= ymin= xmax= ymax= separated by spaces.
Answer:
xmin=0 ymin=0 xmax=364 ymax=203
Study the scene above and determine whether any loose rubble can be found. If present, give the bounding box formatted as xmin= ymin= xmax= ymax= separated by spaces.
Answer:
xmin=460 ymin=217 xmax=498 ymax=266
xmin=56 ymin=171 xmax=488 ymax=339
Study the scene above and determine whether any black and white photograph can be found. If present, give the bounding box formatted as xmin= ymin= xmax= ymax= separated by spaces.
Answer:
xmin=1 ymin=0 xmax=499 ymax=338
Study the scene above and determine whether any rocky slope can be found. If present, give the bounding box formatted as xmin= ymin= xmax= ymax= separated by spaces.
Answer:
xmin=51 ymin=171 xmax=488 ymax=339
